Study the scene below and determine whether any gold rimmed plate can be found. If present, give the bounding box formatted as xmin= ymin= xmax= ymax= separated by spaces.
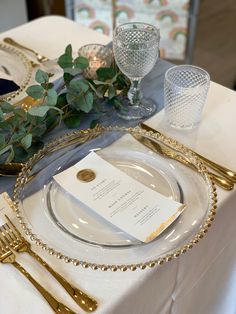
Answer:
xmin=0 ymin=43 xmax=33 ymax=102
xmin=12 ymin=127 xmax=217 ymax=271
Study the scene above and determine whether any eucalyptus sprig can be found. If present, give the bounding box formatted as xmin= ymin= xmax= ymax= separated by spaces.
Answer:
xmin=0 ymin=44 xmax=130 ymax=164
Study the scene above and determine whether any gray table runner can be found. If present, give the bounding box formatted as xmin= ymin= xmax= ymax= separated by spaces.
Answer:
xmin=0 ymin=59 xmax=172 ymax=195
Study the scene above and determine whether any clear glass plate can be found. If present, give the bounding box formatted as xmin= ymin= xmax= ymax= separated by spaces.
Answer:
xmin=0 ymin=43 xmax=33 ymax=102
xmin=13 ymin=127 xmax=217 ymax=271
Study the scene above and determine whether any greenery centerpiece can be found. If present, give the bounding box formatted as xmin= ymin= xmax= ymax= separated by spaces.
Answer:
xmin=0 ymin=44 xmax=130 ymax=164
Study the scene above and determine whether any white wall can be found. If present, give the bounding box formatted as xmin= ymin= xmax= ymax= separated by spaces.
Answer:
xmin=0 ymin=0 xmax=27 ymax=32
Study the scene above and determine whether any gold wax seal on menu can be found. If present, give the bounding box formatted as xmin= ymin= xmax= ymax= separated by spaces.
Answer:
xmin=76 ymin=169 xmax=96 ymax=182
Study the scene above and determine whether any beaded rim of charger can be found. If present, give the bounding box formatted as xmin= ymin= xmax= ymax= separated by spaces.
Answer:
xmin=11 ymin=126 xmax=217 ymax=271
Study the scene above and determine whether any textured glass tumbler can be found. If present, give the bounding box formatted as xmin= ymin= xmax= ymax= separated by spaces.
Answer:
xmin=164 ymin=65 xmax=210 ymax=129
xmin=113 ymin=22 xmax=160 ymax=120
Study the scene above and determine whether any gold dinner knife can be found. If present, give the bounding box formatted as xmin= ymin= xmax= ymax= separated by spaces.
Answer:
xmin=140 ymin=123 xmax=236 ymax=183
xmin=132 ymin=132 xmax=234 ymax=190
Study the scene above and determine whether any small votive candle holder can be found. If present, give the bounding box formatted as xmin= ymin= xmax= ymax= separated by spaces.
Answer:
xmin=78 ymin=44 xmax=113 ymax=79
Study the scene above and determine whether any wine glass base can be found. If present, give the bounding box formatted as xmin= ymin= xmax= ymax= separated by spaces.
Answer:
xmin=116 ymin=98 xmax=157 ymax=120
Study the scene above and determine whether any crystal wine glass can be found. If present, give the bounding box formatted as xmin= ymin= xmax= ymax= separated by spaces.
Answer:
xmin=113 ymin=22 xmax=160 ymax=120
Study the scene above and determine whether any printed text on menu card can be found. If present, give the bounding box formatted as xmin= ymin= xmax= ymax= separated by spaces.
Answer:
xmin=53 ymin=152 xmax=186 ymax=243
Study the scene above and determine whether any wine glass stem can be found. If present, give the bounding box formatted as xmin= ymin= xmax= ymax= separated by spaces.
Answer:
xmin=128 ymin=79 xmax=142 ymax=106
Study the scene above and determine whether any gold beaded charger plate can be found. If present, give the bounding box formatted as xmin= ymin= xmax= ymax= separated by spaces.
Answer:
xmin=13 ymin=126 xmax=217 ymax=271
xmin=0 ymin=43 xmax=33 ymax=102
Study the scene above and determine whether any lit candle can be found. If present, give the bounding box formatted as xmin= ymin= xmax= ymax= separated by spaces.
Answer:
xmin=78 ymin=44 xmax=112 ymax=79
xmin=89 ymin=56 xmax=102 ymax=70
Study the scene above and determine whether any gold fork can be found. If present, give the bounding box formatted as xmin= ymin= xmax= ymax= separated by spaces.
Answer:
xmin=0 ymin=235 xmax=76 ymax=313
xmin=0 ymin=215 xmax=98 ymax=312
xmin=4 ymin=37 xmax=49 ymax=63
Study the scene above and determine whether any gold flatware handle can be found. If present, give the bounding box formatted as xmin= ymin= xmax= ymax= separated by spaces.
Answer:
xmin=12 ymin=261 xmax=76 ymax=314
xmin=0 ymin=162 xmax=23 ymax=176
xmin=171 ymin=151 xmax=234 ymax=191
xmin=14 ymin=95 xmax=43 ymax=110
xmin=28 ymin=247 xmax=97 ymax=312
xmin=133 ymin=133 xmax=234 ymax=191
xmin=140 ymin=122 xmax=236 ymax=183
xmin=4 ymin=37 xmax=37 ymax=54
xmin=3 ymin=37 xmax=49 ymax=62
xmin=195 ymin=154 xmax=236 ymax=183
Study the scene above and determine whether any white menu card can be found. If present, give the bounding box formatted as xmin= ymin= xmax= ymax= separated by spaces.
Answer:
xmin=53 ymin=152 xmax=186 ymax=243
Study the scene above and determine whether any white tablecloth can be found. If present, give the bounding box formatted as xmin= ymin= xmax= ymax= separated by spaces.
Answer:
xmin=0 ymin=16 xmax=236 ymax=314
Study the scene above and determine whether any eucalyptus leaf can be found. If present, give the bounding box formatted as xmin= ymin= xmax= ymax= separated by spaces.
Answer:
xmin=93 ymin=80 xmax=108 ymax=86
xmin=64 ymin=114 xmax=81 ymax=128
xmin=83 ymin=91 xmax=94 ymax=112
xmin=44 ymin=109 xmax=60 ymax=132
xmin=108 ymin=85 xmax=116 ymax=99
xmin=90 ymin=119 xmax=99 ymax=129
xmin=87 ymin=82 xmax=104 ymax=98
xmin=110 ymin=73 xmax=118 ymax=84
xmin=14 ymin=108 xmax=26 ymax=118
xmin=0 ymin=144 xmax=14 ymax=163
xmin=74 ymin=56 xmax=89 ymax=69
xmin=58 ymin=44 xmax=73 ymax=69
xmin=96 ymin=85 xmax=107 ymax=97
xmin=58 ymin=53 xmax=73 ymax=69
xmin=13 ymin=146 xmax=28 ymax=162
xmin=13 ymin=140 xmax=44 ymax=163
xmin=26 ymin=141 xmax=44 ymax=159
xmin=7 ymin=115 xmax=21 ymax=127
xmin=56 ymin=93 xmax=68 ymax=108
xmin=0 ymin=102 xmax=13 ymax=113
xmin=0 ymin=134 xmax=5 ymax=148
xmin=26 ymin=113 xmax=45 ymax=125
xmin=96 ymin=67 xmax=116 ymax=81
xmin=65 ymin=44 xmax=72 ymax=55
xmin=35 ymin=69 xmax=49 ymax=84
xmin=21 ymin=133 xmax=32 ymax=149
xmin=31 ymin=122 xmax=47 ymax=137
xmin=0 ymin=108 xmax=3 ymax=120
xmin=69 ymin=80 xmax=89 ymax=93
xmin=63 ymin=68 xmax=82 ymax=76
xmin=9 ymin=130 xmax=26 ymax=144
xmin=108 ymin=97 xmax=123 ymax=109
xmin=0 ymin=144 xmax=12 ymax=157
xmin=5 ymin=145 xmax=14 ymax=163
xmin=66 ymin=90 xmax=93 ymax=113
xmin=0 ymin=120 xmax=12 ymax=131
xmin=117 ymin=73 xmax=129 ymax=89
xmin=63 ymin=72 xmax=74 ymax=84
xmin=45 ymin=89 xmax=58 ymax=106
xmin=28 ymin=106 xmax=51 ymax=117
xmin=26 ymin=85 xmax=45 ymax=99
xmin=50 ymin=106 xmax=63 ymax=117
xmin=29 ymin=105 xmax=62 ymax=118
